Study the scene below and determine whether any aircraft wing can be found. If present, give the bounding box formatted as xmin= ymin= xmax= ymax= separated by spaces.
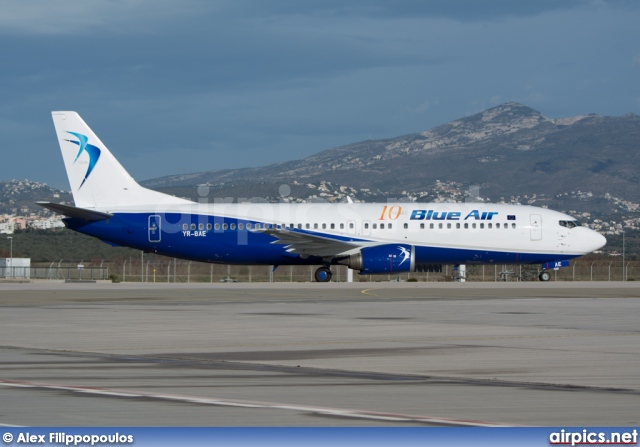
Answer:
xmin=260 ymin=228 xmax=361 ymax=257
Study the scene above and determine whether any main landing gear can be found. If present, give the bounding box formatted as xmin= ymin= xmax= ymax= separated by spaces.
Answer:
xmin=538 ymin=271 xmax=551 ymax=282
xmin=314 ymin=267 xmax=332 ymax=282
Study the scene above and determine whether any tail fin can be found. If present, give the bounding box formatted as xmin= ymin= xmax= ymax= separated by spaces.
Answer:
xmin=52 ymin=112 xmax=192 ymax=209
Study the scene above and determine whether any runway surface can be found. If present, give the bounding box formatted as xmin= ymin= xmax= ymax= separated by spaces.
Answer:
xmin=1 ymin=281 xmax=639 ymax=426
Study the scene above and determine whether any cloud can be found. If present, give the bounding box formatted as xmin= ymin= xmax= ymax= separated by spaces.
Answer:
xmin=231 ymin=0 xmax=616 ymax=21
xmin=408 ymin=100 xmax=434 ymax=114
xmin=4 ymin=0 xmax=636 ymax=38
xmin=0 ymin=0 xmax=211 ymax=35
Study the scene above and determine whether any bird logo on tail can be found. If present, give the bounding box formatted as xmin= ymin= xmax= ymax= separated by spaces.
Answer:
xmin=64 ymin=131 xmax=101 ymax=189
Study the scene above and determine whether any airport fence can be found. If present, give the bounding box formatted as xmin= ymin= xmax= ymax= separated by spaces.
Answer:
xmin=1 ymin=266 xmax=109 ymax=280
xmin=22 ymin=257 xmax=640 ymax=283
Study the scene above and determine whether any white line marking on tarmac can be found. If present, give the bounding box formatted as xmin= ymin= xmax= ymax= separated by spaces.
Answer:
xmin=0 ymin=378 xmax=508 ymax=427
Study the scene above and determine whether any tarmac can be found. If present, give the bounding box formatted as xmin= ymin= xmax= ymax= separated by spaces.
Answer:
xmin=1 ymin=281 xmax=639 ymax=427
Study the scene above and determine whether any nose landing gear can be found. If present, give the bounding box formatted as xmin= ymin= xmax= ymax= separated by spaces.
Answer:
xmin=538 ymin=270 xmax=551 ymax=282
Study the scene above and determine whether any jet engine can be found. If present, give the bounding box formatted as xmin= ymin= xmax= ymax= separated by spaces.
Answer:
xmin=343 ymin=244 xmax=415 ymax=274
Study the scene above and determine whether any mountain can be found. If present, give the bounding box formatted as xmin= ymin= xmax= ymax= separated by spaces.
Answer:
xmin=141 ymin=103 xmax=640 ymax=213
xmin=0 ymin=180 xmax=72 ymax=215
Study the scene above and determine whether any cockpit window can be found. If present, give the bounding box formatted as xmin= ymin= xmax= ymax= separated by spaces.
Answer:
xmin=559 ymin=220 xmax=581 ymax=228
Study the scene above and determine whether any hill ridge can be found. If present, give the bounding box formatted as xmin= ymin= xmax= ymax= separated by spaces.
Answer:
xmin=141 ymin=103 xmax=640 ymax=208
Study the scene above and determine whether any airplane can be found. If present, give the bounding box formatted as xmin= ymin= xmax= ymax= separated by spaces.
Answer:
xmin=38 ymin=111 xmax=607 ymax=282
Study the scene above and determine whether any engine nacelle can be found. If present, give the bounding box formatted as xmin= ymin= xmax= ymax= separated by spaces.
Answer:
xmin=345 ymin=244 xmax=415 ymax=274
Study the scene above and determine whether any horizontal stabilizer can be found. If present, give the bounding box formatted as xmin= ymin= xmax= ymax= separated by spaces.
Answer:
xmin=36 ymin=202 xmax=113 ymax=221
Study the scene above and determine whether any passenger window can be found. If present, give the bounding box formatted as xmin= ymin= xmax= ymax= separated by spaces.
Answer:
xmin=255 ymin=223 xmax=261 ymax=229
xmin=322 ymin=223 xmax=326 ymax=229
xmin=246 ymin=223 xmax=252 ymax=229
xmin=340 ymin=223 xmax=344 ymax=229
xmin=331 ymin=223 xmax=335 ymax=229
xmin=512 ymin=223 xmax=516 ymax=229
xmin=404 ymin=223 xmax=408 ymax=229
xmin=420 ymin=223 xmax=424 ymax=229
xmin=464 ymin=223 xmax=468 ymax=229
xmin=206 ymin=223 xmax=212 ymax=230
xmin=456 ymin=223 xmax=460 ymax=229
xmin=306 ymin=223 xmax=310 ymax=229
xmin=472 ymin=223 xmax=476 ymax=229
xmin=222 ymin=223 xmax=228 ymax=230
xmin=364 ymin=223 xmax=369 ymax=229
xmin=438 ymin=223 xmax=443 ymax=229
xmin=182 ymin=224 xmax=188 ymax=230
xmin=239 ymin=223 xmax=244 ymax=230
xmin=214 ymin=223 xmax=220 ymax=230
xmin=190 ymin=223 xmax=196 ymax=230
xmin=488 ymin=223 xmax=492 ymax=229
xmin=199 ymin=223 xmax=204 ymax=230
xmin=388 ymin=223 xmax=392 ymax=229
xmin=447 ymin=223 xmax=451 ymax=229
xmin=297 ymin=224 xmax=302 ymax=229
xmin=480 ymin=223 xmax=484 ymax=229
xmin=430 ymin=223 xmax=434 ymax=229
xmin=230 ymin=223 xmax=236 ymax=230
xmin=349 ymin=223 xmax=354 ymax=229
xmin=496 ymin=223 xmax=500 ymax=229
xmin=314 ymin=223 xmax=318 ymax=229
xmin=373 ymin=223 xmax=377 ymax=229
xmin=380 ymin=223 xmax=385 ymax=229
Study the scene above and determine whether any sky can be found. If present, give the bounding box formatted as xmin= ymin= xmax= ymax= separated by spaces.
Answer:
xmin=1 ymin=0 xmax=639 ymax=189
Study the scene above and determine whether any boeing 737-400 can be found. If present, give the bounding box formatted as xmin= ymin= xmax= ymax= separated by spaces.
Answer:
xmin=38 ymin=112 xmax=607 ymax=282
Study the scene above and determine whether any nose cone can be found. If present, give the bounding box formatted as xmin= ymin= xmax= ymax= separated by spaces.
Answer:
xmin=582 ymin=228 xmax=607 ymax=253
xmin=592 ymin=231 xmax=607 ymax=251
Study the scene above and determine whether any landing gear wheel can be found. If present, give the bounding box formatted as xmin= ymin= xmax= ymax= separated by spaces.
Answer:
xmin=539 ymin=271 xmax=551 ymax=282
xmin=314 ymin=267 xmax=332 ymax=282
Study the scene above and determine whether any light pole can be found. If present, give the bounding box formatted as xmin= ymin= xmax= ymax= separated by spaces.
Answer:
xmin=7 ymin=236 xmax=13 ymax=278
xmin=622 ymin=230 xmax=625 ymax=281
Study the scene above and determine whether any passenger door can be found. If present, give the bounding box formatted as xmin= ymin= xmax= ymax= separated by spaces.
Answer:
xmin=530 ymin=214 xmax=542 ymax=241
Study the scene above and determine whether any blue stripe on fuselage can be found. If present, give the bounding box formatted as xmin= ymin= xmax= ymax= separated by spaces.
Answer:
xmin=63 ymin=212 xmax=580 ymax=266
xmin=63 ymin=212 xmax=361 ymax=264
